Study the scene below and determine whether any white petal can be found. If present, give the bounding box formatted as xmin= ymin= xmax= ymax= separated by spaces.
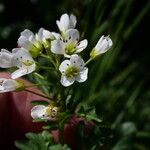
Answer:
xmin=1 ymin=49 xmax=11 ymax=54
xmin=0 ymin=89 xmax=10 ymax=93
xmin=51 ymin=40 xmax=64 ymax=54
xmin=12 ymin=48 xmax=22 ymax=67
xmin=18 ymin=29 xmax=36 ymax=47
xmin=11 ymin=68 xmax=28 ymax=79
xmin=57 ymin=13 xmax=70 ymax=32
xmin=11 ymin=63 xmax=35 ymax=79
xmin=27 ymin=63 xmax=36 ymax=74
xmin=0 ymin=79 xmax=17 ymax=93
xmin=59 ymin=60 xmax=70 ymax=73
xmin=31 ymin=105 xmax=47 ymax=119
xmin=20 ymin=29 xmax=34 ymax=39
xmin=76 ymin=39 xmax=88 ymax=53
xmin=0 ymin=49 xmax=14 ymax=68
xmin=0 ymin=86 xmax=3 ymax=91
xmin=3 ymin=79 xmax=16 ymax=91
xmin=42 ymin=29 xmax=53 ymax=40
xmin=60 ymin=75 xmax=75 ymax=87
xmin=11 ymin=48 xmax=35 ymax=78
xmin=76 ymin=67 xmax=88 ymax=83
xmin=12 ymin=48 xmax=29 ymax=67
xmin=12 ymin=48 xmax=34 ymax=62
xmin=95 ymin=35 xmax=113 ymax=54
xmin=51 ymin=32 xmax=60 ymax=39
xmin=0 ymin=78 xmax=6 ymax=91
xmin=12 ymin=48 xmax=20 ymax=53
xmin=56 ymin=21 xmax=62 ymax=32
xmin=95 ymin=35 xmax=104 ymax=50
xmin=70 ymin=54 xmax=85 ymax=70
xmin=70 ymin=14 xmax=77 ymax=28
xmin=107 ymin=37 xmax=113 ymax=47
xmin=65 ymin=29 xmax=79 ymax=42
xmin=18 ymin=36 xmax=32 ymax=49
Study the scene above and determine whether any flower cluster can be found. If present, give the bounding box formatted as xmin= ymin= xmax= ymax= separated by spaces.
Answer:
xmin=0 ymin=13 xmax=113 ymax=121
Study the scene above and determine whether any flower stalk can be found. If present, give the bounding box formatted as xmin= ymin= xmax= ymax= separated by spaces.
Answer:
xmin=24 ymin=89 xmax=51 ymax=100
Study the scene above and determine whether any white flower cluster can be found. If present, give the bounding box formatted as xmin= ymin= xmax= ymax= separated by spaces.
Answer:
xmin=0 ymin=13 xmax=113 ymax=121
xmin=0 ymin=13 xmax=113 ymax=92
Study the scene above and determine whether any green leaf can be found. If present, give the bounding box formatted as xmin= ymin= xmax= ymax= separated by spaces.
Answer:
xmin=77 ymin=105 xmax=102 ymax=123
xmin=31 ymin=100 xmax=49 ymax=106
xmin=49 ymin=144 xmax=71 ymax=150
xmin=85 ymin=109 xmax=102 ymax=123
xmin=15 ymin=131 xmax=54 ymax=150
xmin=15 ymin=141 xmax=33 ymax=150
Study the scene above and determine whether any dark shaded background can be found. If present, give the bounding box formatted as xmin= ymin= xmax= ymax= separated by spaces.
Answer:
xmin=0 ymin=0 xmax=150 ymax=149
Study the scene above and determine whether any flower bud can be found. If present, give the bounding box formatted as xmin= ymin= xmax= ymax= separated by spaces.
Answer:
xmin=0 ymin=78 xmax=25 ymax=93
xmin=90 ymin=35 xmax=113 ymax=58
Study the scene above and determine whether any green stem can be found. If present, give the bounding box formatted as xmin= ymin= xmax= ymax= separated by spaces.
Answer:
xmin=34 ymin=72 xmax=45 ymax=80
xmin=41 ymin=54 xmax=51 ymax=59
xmin=85 ymin=58 xmax=93 ymax=65
xmin=24 ymin=89 xmax=51 ymax=100
xmin=39 ymin=66 xmax=54 ymax=70
xmin=41 ymin=54 xmax=55 ymax=66
xmin=59 ymin=124 xmax=64 ymax=144
xmin=24 ymin=83 xmax=51 ymax=89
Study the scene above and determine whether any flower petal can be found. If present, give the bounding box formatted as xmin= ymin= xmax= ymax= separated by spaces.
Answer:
xmin=0 ymin=49 xmax=14 ymax=68
xmin=60 ymin=75 xmax=75 ymax=87
xmin=11 ymin=62 xmax=35 ymax=79
xmin=11 ymin=68 xmax=28 ymax=79
xmin=95 ymin=35 xmax=104 ymax=49
xmin=1 ymin=49 xmax=11 ymax=54
xmin=70 ymin=14 xmax=77 ymax=28
xmin=59 ymin=60 xmax=71 ymax=73
xmin=2 ymin=79 xmax=17 ymax=91
xmin=12 ymin=49 xmax=27 ymax=67
xmin=42 ymin=29 xmax=53 ymax=40
xmin=51 ymin=32 xmax=60 ymax=39
xmin=31 ymin=105 xmax=47 ymax=119
xmin=51 ymin=39 xmax=64 ymax=54
xmin=70 ymin=54 xmax=85 ymax=70
xmin=76 ymin=67 xmax=88 ymax=83
xmin=56 ymin=13 xmax=70 ymax=32
xmin=18 ymin=29 xmax=36 ymax=48
xmin=76 ymin=39 xmax=88 ymax=53
xmin=0 ymin=78 xmax=17 ymax=93
xmin=20 ymin=29 xmax=34 ymax=39
xmin=95 ymin=35 xmax=113 ymax=54
xmin=18 ymin=36 xmax=33 ymax=49
xmin=12 ymin=48 xmax=34 ymax=63
xmin=65 ymin=29 xmax=79 ymax=43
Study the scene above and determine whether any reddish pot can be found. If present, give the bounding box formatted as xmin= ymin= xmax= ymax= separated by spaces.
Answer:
xmin=52 ymin=115 xmax=95 ymax=150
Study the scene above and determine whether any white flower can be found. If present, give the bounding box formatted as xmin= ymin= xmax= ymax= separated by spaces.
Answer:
xmin=51 ymin=29 xmax=88 ymax=57
xmin=56 ymin=13 xmax=77 ymax=33
xmin=18 ymin=28 xmax=59 ymax=57
xmin=59 ymin=54 xmax=88 ymax=87
xmin=31 ymin=105 xmax=59 ymax=121
xmin=18 ymin=29 xmax=42 ymax=56
xmin=37 ymin=28 xmax=60 ymax=41
xmin=90 ymin=35 xmax=113 ymax=58
xmin=0 ymin=48 xmax=36 ymax=79
xmin=11 ymin=48 xmax=36 ymax=79
xmin=0 ymin=78 xmax=23 ymax=93
xmin=38 ymin=28 xmax=60 ymax=49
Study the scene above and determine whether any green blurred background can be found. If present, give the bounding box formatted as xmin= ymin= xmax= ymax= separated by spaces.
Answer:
xmin=0 ymin=0 xmax=150 ymax=149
